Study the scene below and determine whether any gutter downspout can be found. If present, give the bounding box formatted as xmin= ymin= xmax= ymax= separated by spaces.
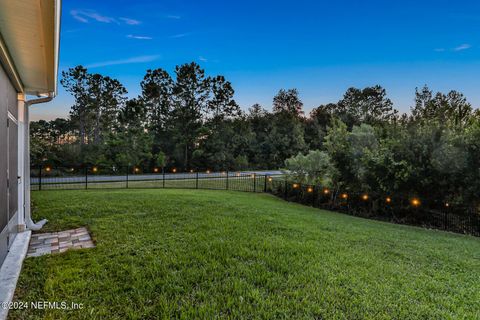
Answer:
xmin=24 ymin=93 xmax=54 ymax=231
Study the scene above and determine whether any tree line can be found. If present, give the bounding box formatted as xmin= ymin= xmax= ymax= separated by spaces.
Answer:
xmin=31 ymin=62 xmax=480 ymax=208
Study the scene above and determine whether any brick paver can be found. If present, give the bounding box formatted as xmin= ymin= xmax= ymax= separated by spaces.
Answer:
xmin=27 ymin=227 xmax=95 ymax=257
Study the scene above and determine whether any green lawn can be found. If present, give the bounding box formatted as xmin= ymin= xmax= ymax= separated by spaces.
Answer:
xmin=11 ymin=189 xmax=480 ymax=319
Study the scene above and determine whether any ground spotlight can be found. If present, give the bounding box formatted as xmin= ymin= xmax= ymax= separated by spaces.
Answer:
xmin=411 ymin=198 xmax=421 ymax=207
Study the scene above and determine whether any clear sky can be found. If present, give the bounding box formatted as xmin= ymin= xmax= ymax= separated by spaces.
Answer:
xmin=31 ymin=0 xmax=480 ymax=120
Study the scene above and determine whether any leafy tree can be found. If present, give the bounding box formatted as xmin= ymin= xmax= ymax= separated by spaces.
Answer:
xmin=30 ymin=119 xmax=75 ymax=166
xmin=49 ymin=118 xmax=71 ymax=144
xmin=170 ymin=62 xmax=211 ymax=169
xmin=156 ymin=152 xmax=167 ymax=171
xmin=141 ymin=69 xmax=174 ymax=157
xmin=336 ymin=85 xmax=397 ymax=127
xmin=103 ymin=99 xmax=152 ymax=168
xmin=304 ymin=104 xmax=334 ymax=150
xmin=207 ymin=75 xmax=240 ymax=122
xmin=267 ymin=89 xmax=307 ymax=167
xmin=193 ymin=116 xmax=252 ymax=171
xmin=348 ymin=124 xmax=379 ymax=187
xmin=273 ymin=88 xmax=304 ymax=117
xmin=193 ymin=76 xmax=242 ymax=170
xmin=464 ymin=118 xmax=480 ymax=206
xmin=323 ymin=118 xmax=352 ymax=192
xmin=267 ymin=112 xmax=306 ymax=168
xmin=141 ymin=69 xmax=174 ymax=131
xmin=411 ymin=86 xmax=472 ymax=128
xmin=285 ymin=150 xmax=336 ymax=186
xmin=61 ymin=66 xmax=127 ymax=145
xmin=60 ymin=66 xmax=90 ymax=144
xmin=246 ymin=104 xmax=274 ymax=167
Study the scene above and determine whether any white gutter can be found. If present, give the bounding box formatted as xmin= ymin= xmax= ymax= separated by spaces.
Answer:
xmin=22 ymin=0 xmax=60 ymax=230
xmin=53 ymin=0 xmax=62 ymax=95
xmin=23 ymin=93 xmax=55 ymax=231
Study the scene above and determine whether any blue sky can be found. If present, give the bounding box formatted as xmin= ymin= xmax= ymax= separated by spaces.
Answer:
xmin=32 ymin=0 xmax=480 ymax=120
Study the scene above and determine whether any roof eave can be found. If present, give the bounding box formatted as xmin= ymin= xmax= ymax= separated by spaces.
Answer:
xmin=0 ymin=0 xmax=62 ymax=97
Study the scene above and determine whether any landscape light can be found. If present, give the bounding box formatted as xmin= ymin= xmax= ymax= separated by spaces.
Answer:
xmin=362 ymin=194 xmax=369 ymax=201
xmin=190 ymin=169 xmax=194 ymax=173
xmin=154 ymin=168 xmax=159 ymax=173
xmin=206 ymin=170 xmax=210 ymax=174
xmin=323 ymin=189 xmax=330 ymax=195
xmin=268 ymin=177 xmax=273 ymax=182
xmin=251 ymin=174 xmax=255 ymax=178
xmin=307 ymin=187 xmax=313 ymax=193
xmin=172 ymin=168 xmax=177 ymax=173
xmin=45 ymin=167 xmax=51 ymax=172
xmin=236 ymin=173 xmax=240 ymax=177
xmin=341 ymin=193 xmax=348 ymax=199
xmin=445 ymin=203 xmax=450 ymax=208
xmin=134 ymin=167 xmax=140 ymax=173
xmin=70 ymin=168 xmax=75 ymax=172
xmin=411 ymin=198 xmax=421 ymax=207
xmin=293 ymin=183 xmax=299 ymax=189
xmin=386 ymin=197 xmax=392 ymax=204
xmin=92 ymin=167 xmax=98 ymax=173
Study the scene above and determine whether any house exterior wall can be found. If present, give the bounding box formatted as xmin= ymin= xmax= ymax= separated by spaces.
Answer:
xmin=0 ymin=61 xmax=20 ymax=267
xmin=0 ymin=63 xmax=8 ymax=265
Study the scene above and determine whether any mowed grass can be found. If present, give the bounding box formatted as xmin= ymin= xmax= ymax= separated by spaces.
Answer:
xmin=11 ymin=189 xmax=480 ymax=319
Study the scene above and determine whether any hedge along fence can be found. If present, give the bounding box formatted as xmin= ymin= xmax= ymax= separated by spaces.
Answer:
xmin=30 ymin=165 xmax=479 ymax=237
xmin=269 ymin=179 xmax=480 ymax=237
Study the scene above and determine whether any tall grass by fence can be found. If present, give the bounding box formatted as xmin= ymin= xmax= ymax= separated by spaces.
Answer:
xmin=31 ymin=165 xmax=480 ymax=237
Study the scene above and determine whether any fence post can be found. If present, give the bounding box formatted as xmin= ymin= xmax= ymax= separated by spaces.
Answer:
xmin=264 ymin=175 xmax=267 ymax=192
xmin=253 ymin=173 xmax=256 ymax=192
xmin=471 ymin=210 xmax=480 ymax=236
xmin=38 ymin=165 xmax=42 ymax=191
xmin=196 ymin=172 xmax=199 ymax=189
xmin=126 ymin=166 xmax=129 ymax=189
xmin=284 ymin=179 xmax=288 ymax=200
xmin=226 ymin=171 xmax=229 ymax=190
xmin=85 ymin=167 xmax=88 ymax=190
xmin=163 ymin=169 xmax=166 ymax=188
xmin=444 ymin=210 xmax=448 ymax=230
xmin=312 ymin=185 xmax=316 ymax=206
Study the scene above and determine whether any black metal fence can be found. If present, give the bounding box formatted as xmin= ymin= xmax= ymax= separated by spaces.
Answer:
xmin=31 ymin=165 xmax=480 ymax=237
xmin=269 ymin=179 xmax=480 ymax=237
xmin=30 ymin=165 xmax=280 ymax=193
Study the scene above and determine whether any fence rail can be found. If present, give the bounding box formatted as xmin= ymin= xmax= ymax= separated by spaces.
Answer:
xmin=30 ymin=166 xmax=281 ymax=193
xmin=31 ymin=166 xmax=480 ymax=237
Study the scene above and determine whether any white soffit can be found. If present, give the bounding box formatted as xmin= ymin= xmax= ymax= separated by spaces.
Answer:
xmin=0 ymin=0 xmax=61 ymax=95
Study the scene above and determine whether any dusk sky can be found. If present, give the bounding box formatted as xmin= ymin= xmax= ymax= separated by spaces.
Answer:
xmin=31 ymin=0 xmax=480 ymax=120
